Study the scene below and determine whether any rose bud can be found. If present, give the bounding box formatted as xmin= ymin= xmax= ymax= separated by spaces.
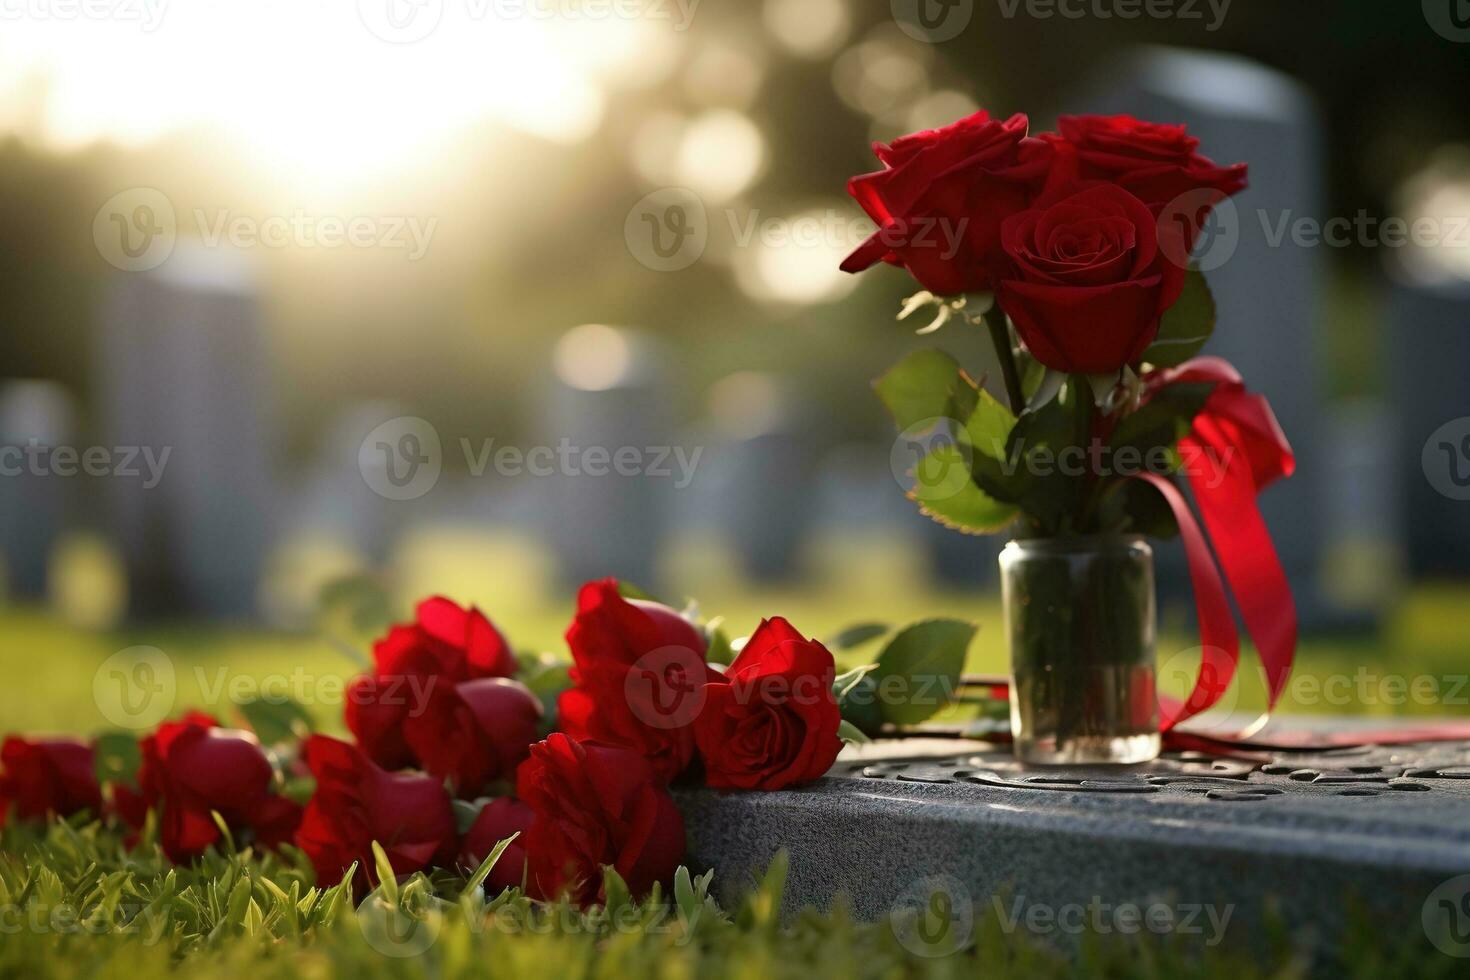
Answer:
xmin=695 ymin=617 xmax=843 ymax=792
xmin=401 ymin=677 xmax=542 ymax=798
xmin=113 ymin=713 xmax=301 ymax=864
xmin=296 ymin=734 xmax=456 ymax=894
xmin=0 ymin=736 xmax=102 ymax=825
xmin=516 ymin=733 xmax=684 ymax=906
xmin=558 ymin=579 xmax=720 ymax=784
xmin=458 ymin=796 xmax=534 ymax=894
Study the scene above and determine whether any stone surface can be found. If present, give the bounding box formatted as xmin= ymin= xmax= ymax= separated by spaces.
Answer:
xmin=676 ymin=736 xmax=1470 ymax=959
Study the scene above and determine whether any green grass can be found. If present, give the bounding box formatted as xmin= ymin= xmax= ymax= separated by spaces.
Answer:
xmin=3 ymin=564 xmax=1469 ymax=977
xmin=0 ymin=816 xmax=1460 ymax=980
xmin=3 ymin=571 xmax=1469 ymax=734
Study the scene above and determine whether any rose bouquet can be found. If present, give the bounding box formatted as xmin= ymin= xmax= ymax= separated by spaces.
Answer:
xmin=2 ymin=585 xmax=977 ymax=906
xmin=842 ymin=110 xmax=1297 ymax=763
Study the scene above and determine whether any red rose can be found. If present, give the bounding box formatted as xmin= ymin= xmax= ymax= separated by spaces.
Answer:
xmin=346 ymin=597 xmax=517 ymax=772
xmin=401 ymin=677 xmax=542 ymax=798
xmin=114 ymin=713 xmax=301 ymax=864
xmin=296 ymin=735 xmax=456 ymax=893
xmin=842 ymin=110 xmax=1055 ymax=294
xmin=458 ymin=797 xmax=533 ymax=894
xmin=694 ymin=618 xmax=842 ymax=791
xmin=0 ymin=736 xmax=101 ymax=825
xmin=1055 ymin=114 xmax=1247 ymax=254
xmin=557 ymin=579 xmax=718 ymax=784
xmin=1056 ymin=115 xmax=1247 ymax=210
xmin=516 ymin=734 xmax=684 ymax=906
xmin=997 ymin=183 xmax=1187 ymax=374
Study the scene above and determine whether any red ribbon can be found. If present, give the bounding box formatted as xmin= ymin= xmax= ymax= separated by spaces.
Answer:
xmin=1139 ymin=356 xmax=1298 ymax=733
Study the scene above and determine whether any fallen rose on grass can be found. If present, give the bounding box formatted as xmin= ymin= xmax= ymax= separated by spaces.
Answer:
xmin=695 ymin=618 xmax=843 ymax=791
xmin=402 ymin=677 xmax=542 ymax=798
xmin=516 ymin=733 xmax=684 ymax=906
xmin=0 ymin=735 xmax=101 ymax=826
xmin=557 ymin=579 xmax=720 ymax=784
xmin=295 ymin=734 xmax=456 ymax=893
xmin=113 ymin=713 xmax=301 ymax=864
xmin=346 ymin=596 xmax=520 ymax=779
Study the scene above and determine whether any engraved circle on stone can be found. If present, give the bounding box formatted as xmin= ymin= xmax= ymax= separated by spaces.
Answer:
xmin=833 ymin=745 xmax=1470 ymax=801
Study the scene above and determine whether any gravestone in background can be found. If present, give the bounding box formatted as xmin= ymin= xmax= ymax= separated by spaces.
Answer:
xmin=294 ymin=401 xmax=410 ymax=565
xmin=96 ymin=245 xmax=277 ymax=619
xmin=706 ymin=372 xmax=814 ymax=582
xmin=543 ymin=325 xmax=672 ymax=592
xmin=1386 ymin=267 xmax=1470 ymax=577
xmin=1072 ymin=47 xmax=1334 ymax=619
xmin=0 ymin=381 xmax=75 ymax=598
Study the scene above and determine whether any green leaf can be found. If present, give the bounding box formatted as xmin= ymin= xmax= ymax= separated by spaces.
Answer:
xmin=998 ymin=385 xmax=1089 ymax=534
xmin=961 ymin=385 xmax=1017 ymax=461
xmin=93 ymin=732 xmax=142 ymax=789
xmin=522 ymin=662 xmax=570 ymax=735
xmin=452 ymin=799 xmax=482 ymax=836
xmin=873 ymin=349 xmax=978 ymax=434
xmin=836 ymin=720 xmax=871 ymax=745
xmin=1146 ymin=269 xmax=1215 ymax=367
xmin=836 ymin=675 xmax=884 ymax=736
xmin=1098 ymin=476 xmax=1181 ymax=539
xmin=1108 ymin=381 xmax=1216 ymax=461
xmin=910 ymin=444 xmax=1019 ymax=534
xmin=823 ymin=623 xmax=888 ymax=651
xmin=703 ymin=621 xmax=737 ymax=666
xmin=872 ymin=619 xmax=976 ymax=725
xmin=236 ymin=696 xmax=314 ymax=747
xmin=318 ymin=573 xmax=394 ymax=635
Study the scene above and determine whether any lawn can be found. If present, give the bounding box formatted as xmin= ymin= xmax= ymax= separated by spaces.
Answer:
xmin=2 ymin=543 xmax=1467 ymax=979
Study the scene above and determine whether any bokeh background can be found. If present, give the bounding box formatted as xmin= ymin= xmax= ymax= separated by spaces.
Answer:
xmin=2 ymin=0 xmax=1469 ymax=732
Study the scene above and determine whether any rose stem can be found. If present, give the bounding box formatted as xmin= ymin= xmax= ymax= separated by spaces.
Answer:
xmin=983 ymin=307 xmax=1025 ymax=414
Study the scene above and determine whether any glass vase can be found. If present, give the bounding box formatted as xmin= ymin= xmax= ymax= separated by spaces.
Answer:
xmin=999 ymin=535 xmax=1160 ymax=765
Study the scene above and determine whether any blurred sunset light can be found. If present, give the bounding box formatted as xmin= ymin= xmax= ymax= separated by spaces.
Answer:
xmin=0 ymin=2 xmax=680 ymax=182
